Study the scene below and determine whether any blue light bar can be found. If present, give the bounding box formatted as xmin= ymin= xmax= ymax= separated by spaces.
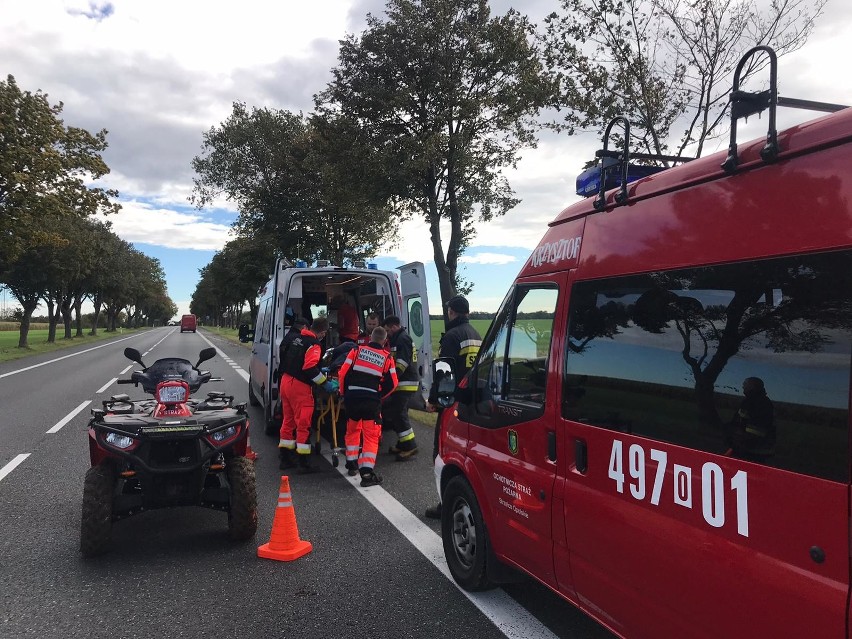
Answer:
xmin=576 ymin=162 xmax=667 ymax=198
xmin=367 ymin=263 xmax=378 ymax=270
xmin=295 ymin=259 xmax=307 ymax=268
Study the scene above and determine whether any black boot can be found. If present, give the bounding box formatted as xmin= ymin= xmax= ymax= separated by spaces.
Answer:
xmin=344 ymin=460 xmax=358 ymax=476
xmin=296 ymin=454 xmax=317 ymax=474
xmin=359 ymin=469 xmax=383 ymax=487
xmin=425 ymin=503 xmax=442 ymax=519
xmin=278 ymin=448 xmax=296 ymax=470
xmin=394 ymin=438 xmax=419 ymax=461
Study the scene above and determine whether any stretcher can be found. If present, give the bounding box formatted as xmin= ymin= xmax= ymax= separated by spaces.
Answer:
xmin=315 ymin=388 xmax=344 ymax=467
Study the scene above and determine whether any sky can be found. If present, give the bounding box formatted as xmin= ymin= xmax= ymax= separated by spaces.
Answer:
xmin=2 ymin=0 xmax=851 ymax=318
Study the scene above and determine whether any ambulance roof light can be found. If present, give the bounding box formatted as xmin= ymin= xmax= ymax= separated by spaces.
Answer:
xmin=295 ymin=259 xmax=307 ymax=268
xmin=316 ymin=259 xmax=330 ymax=268
xmin=368 ymin=263 xmax=378 ymax=270
xmin=352 ymin=260 xmax=367 ymax=268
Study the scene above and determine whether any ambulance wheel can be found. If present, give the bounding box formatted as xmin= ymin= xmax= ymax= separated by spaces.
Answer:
xmin=442 ymin=476 xmax=495 ymax=591
xmin=247 ymin=379 xmax=260 ymax=407
xmin=80 ymin=463 xmax=116 ymax=558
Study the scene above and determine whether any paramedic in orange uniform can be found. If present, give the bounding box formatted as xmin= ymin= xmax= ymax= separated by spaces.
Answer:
xmin=332 ymin=294 xmax=360 ymax=343
xmin=337 ymin=326 xmax=398 ymax=487
xmin=279 ymin=317 xmax=337 ymax=473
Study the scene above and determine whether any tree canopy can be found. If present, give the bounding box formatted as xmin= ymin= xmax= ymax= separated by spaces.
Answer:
xmin=316 ymin=0 xmax=556 ymax=307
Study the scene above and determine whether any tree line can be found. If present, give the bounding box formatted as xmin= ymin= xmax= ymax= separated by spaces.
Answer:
xmin=0 ymin=75 xmax=175 ymax=348
xmin=190 ymin=0 xmax=824 ymax=327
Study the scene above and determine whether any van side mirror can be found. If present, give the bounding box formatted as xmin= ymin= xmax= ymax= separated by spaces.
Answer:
xmin=238 ymin=324 xmax=254 ymax=343
xmin=433 ymin=358 xmax=456 ymax=408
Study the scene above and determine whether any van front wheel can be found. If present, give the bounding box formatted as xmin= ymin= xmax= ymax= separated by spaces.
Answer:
xmin=442 ymin=476 xmax=495 ymax=591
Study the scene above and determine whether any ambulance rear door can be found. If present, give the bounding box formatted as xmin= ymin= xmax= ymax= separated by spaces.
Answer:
xmin=398 ymin=261 xmax=432 ymax=404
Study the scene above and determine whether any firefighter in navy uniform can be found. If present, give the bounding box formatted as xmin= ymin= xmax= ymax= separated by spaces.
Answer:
xmin=279 ymin=317 xmax=337 ymax=473
xmin=382 ymin=315 xmax=420 ymax=460
xmin=337 ymin=326 xmax=398 ymax=487
xmin=425 ymin=295 xmax=482 ymax=518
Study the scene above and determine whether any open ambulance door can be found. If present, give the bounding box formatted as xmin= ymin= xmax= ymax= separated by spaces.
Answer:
xmin=398 ymin=261 xmax=432 ymax=407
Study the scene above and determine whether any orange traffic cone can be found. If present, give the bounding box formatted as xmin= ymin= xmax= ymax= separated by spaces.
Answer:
xmin=257 ymin=476 xmax=312 ymax=562
xmin=245 ymin=432 xmax=258 ymax=462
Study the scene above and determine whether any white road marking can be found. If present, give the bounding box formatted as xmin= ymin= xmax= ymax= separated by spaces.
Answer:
xmin=0 ymin=334 xmax=140 ymax=379
xmin=46 ymin=400 xmax=92 ymax=434
xmin=321 ymin=450 xmax=559 ymax=639
xmin=97 ymin=378 xmax=118 ymax=394
xmin=199 ymin=333 xmax=249 ymax=382
xmin=0 ymin=454 xmax=31 ymax=482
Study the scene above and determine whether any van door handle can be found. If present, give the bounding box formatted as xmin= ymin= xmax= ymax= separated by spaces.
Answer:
xmin=547 ymin=431 xmax=557 ymax=462
xmin=575 ymin=439 xmax=587 ymax=473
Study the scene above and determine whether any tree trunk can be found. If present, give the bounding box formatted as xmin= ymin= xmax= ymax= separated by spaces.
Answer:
xmin=17 ymin=300 xmax=38 ymax=348
xmin=61 ymin=296 xmax=73 ymax=339
xmin=74 ymin=297 xmax=84 ymax=337
xmin=46 ymin=298 xmax=58 ymax=343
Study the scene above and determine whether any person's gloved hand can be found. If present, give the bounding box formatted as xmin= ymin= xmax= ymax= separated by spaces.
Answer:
xmin=321 ymin=379 xmax=339 ymax=394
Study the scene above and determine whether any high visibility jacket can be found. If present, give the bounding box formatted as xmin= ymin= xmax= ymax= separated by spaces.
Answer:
xmin=430 ymin=316 xmax=482 ymax=402
xmin=338 ymin=342 xmax=398 ymax=400
xmin=281 ymin=329 xmax=327 ymax=386
xmin=440 ymin=317 xmax=482 ymax=378
xmin=389 ymin=327 xmax=419 ymax=393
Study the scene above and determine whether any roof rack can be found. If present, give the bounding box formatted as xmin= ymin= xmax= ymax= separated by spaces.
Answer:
xmin=587 ymin=116 xmax=692 ymax=211
xmin=722 ymin=45 xmax=848 ymax=173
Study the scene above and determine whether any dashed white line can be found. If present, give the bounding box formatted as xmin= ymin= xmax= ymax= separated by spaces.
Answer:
xmin=0 ymin=334 xmax=140 ymax=379
xmin=97 ymin=378 xmax=118 ymax=394
xmin=321 ymin=450 xmax=559 ymax=639
xmin=0 ymin=454 xmax=31 ymax=482
xmin=46 ymin=400 xmax=92 ymax=434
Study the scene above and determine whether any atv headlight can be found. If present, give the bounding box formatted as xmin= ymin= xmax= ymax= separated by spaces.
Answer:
xmin=105 ymin=432 xmax=136 ymax=449
xmin=210 ymin=426 xmax=238 ymax=442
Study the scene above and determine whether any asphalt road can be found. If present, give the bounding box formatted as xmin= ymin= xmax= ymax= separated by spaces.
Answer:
xmin=0 ymin=327 xmax=615 ymax=639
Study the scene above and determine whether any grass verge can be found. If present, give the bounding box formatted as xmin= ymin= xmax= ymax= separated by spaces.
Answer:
xmin=0 ymin=328 xmax=149 ymax=365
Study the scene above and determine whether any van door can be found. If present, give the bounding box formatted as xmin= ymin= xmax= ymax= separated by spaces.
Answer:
xmin=462 ymin=279 xmax=561 ymax=587
xmin=249 ymin=296 xmax=272 ymax=405
xmin=559 ymin=254 xmax=852 ymax=638
xmin=398 ymin=262 xmax=432 ymax=403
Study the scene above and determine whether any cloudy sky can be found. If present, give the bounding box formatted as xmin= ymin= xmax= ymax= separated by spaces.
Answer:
xmin=2 ymin=0 xmax=851 ymax=316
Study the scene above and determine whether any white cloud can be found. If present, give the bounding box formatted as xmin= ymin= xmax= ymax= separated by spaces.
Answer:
xmin=97 ymin=201 xmax=236 ymax=251
xmin=459 ymin=253 xmax=518 ymax=265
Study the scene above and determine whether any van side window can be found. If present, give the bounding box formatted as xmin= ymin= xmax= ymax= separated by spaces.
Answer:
xmin=258 ymin=299 xmax=273 ymax=345
xmin=474 ymin=285 xmax=558 ymax=418
xmin=563 ymin=250 xmax=852 ymax=483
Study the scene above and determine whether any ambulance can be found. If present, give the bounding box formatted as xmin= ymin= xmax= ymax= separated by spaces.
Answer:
xmin=431 ymin=46 xmax=852 ymax=638
xmin=240 ymin=258 xmax=431 ymax=435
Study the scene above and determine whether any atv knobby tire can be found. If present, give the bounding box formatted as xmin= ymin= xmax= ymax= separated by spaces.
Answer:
xmin=227 ymin=457 xmax=258 ymax=541
xmin=80 ymin=464 xmax=116 ymax=558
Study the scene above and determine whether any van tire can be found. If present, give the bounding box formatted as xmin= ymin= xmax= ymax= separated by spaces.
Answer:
xmin=442 ymin=476 xmax=496 ymax=591
xmin=247 ymin=379 xmax=260 ymax=407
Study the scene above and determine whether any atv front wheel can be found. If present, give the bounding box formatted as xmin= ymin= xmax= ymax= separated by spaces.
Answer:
xmin=80 ymin=464 xmax=116 ymax=558
xmin=227 ymin=457 xmax=258 ymax=541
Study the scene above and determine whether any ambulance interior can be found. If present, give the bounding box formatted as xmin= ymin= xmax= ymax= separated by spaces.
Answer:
xmin=283 ymin=271 xmax=396 ymax=347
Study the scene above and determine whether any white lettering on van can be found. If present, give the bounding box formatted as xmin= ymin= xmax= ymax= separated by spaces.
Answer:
xmin=529 ymin=236 xmax=582 ymax=268
xmin=608 ymin=440 xmax=749 ymax=537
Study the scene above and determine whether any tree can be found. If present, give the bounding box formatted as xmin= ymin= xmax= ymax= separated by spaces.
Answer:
xmin=544 ymin=0 xmax=827 ymax=159
xmin=0 ymin=75 xmax=120 ymax=275
xmin=190 ymin=103 xmax=396 ymax=265
xmin=316 ymin=0 xmax=556 ymax=308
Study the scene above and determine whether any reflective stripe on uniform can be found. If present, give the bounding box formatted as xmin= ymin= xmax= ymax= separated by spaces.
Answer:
xmin=398 ymin=428 xmax=415 ymax=443
xmin=349 ymin=385 xmax=379 ymax=394
xmin=311 ymin=371 xmax=328 ymax=384
xmin=296 ymin=442 xmax=312 ymax=455
xmin=278 ymin=439 xmax=296 ymax=449
xmin=395 ymin=381 xmax=419 ymax=392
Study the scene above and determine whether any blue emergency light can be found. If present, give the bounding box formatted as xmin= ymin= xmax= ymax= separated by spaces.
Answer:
xmin=367 ymin=263 xmax=378 ymax=270
xmin=576 ymin=160 xmax=667 ymax=198
xmin=295 ymin=259 xmax=307 ymax=268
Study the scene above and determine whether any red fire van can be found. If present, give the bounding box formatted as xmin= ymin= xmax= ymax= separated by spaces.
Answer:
xmin=180 ymin=314 xmax=197 ymax=333
xmin=432 ymin=47 xmax=852 ymax=639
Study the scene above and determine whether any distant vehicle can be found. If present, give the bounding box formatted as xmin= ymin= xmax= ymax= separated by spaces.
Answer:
xmin=180 ymin=314 xmax=197 ymax=333
xmin=239 ymin=258 xmax=431 ymax=435
xmin=167 ymin=319 xmax=178 ymax=326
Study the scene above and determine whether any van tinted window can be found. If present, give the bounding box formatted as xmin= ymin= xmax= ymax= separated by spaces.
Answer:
xmin=563 ymin=251 xmax=852 ymax=483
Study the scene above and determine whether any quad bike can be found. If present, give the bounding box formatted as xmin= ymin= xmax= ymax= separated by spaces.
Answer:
xmin=81 ymin=346 xmax=258 ymax=557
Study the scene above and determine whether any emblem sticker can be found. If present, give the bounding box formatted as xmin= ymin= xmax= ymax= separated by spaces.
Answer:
xmin=508 ymin=429 xmax=519 ymax=455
